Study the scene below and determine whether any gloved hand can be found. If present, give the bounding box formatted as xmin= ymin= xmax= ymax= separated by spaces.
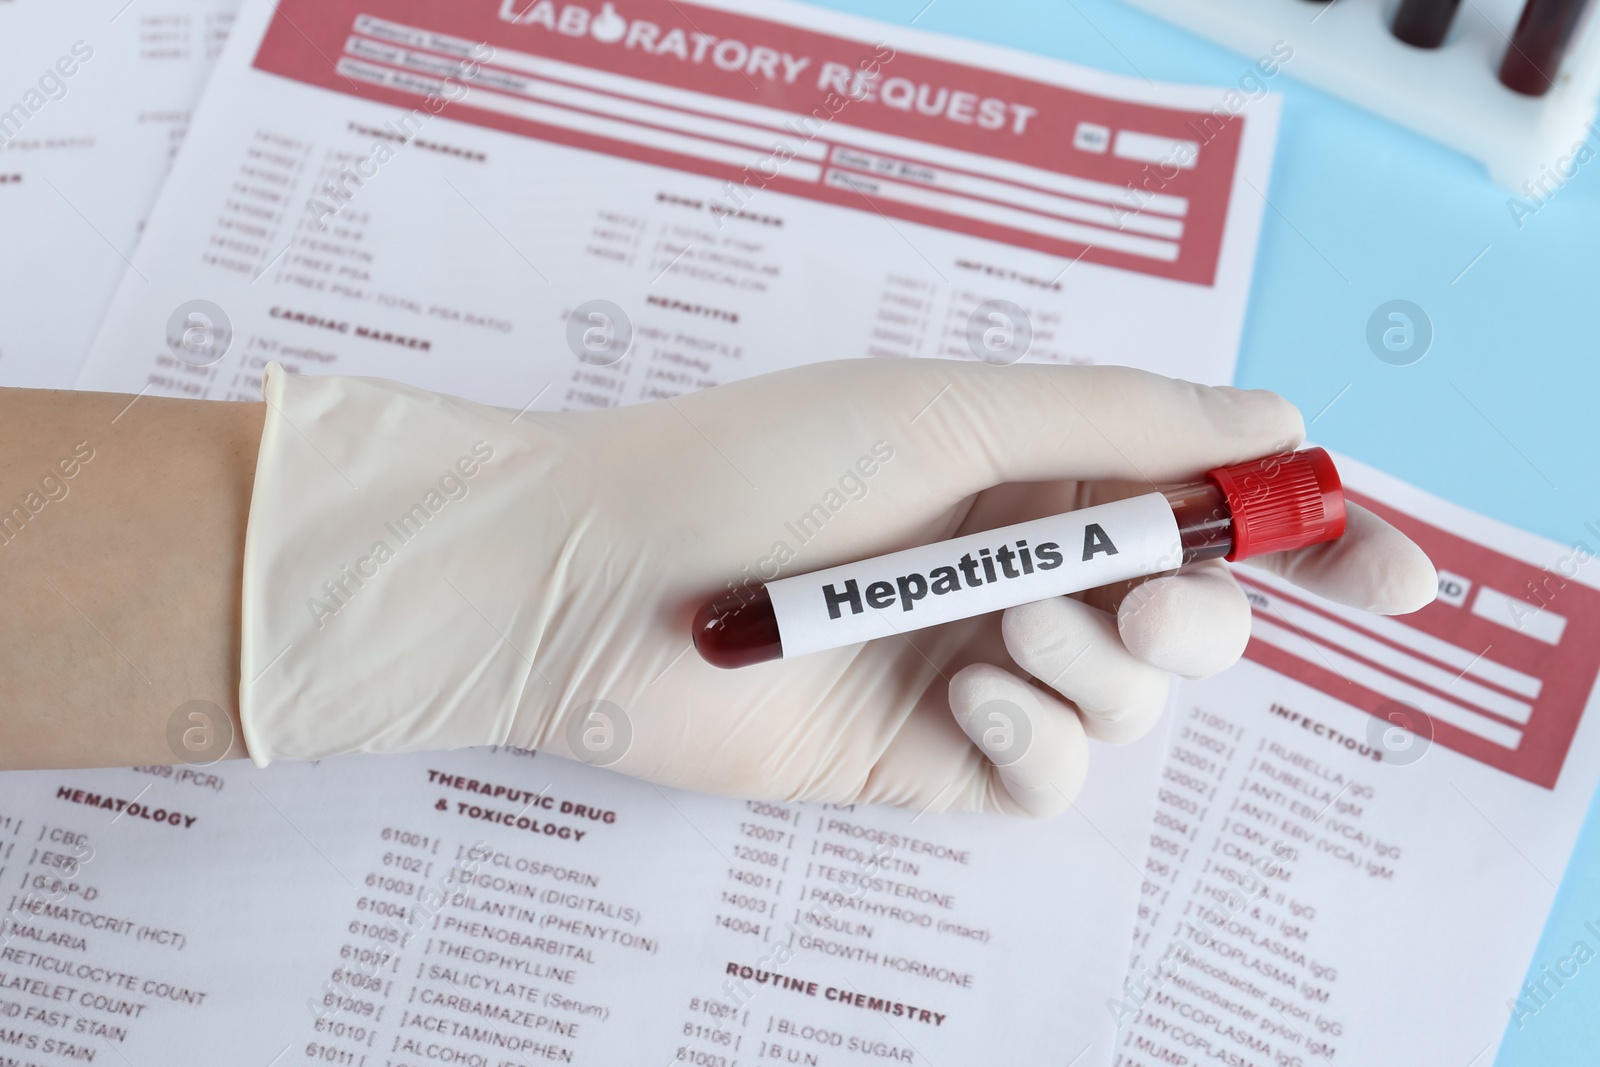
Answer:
xmin=241 ymin=358 xmax=1436 ymax=816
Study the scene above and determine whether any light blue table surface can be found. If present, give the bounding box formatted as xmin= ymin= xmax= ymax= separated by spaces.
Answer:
xmin=806 ymin=0 xmax=1600 ymax=1060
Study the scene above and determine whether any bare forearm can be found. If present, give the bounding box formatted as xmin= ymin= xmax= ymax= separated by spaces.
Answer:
xmin=0 ymin=388 xmax=263 ymax=769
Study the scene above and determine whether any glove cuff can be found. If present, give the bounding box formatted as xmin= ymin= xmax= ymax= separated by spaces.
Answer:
xmin=240 ymin=362 xmax=560 ymax=765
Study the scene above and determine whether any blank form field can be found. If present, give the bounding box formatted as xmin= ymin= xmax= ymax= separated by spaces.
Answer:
xmin=1473 ymin=585 xmax=1567 ymax=645
xmin=1114 ymin=130 xmax=1200 ymax=167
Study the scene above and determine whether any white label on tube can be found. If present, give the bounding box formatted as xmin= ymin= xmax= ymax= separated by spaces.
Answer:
xmin=766 ymin=491 xmax=1184 ymax=658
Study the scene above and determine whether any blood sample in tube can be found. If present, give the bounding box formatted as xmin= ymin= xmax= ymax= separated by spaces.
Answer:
xmin=1499 ymin=0 xmax=1593 ymax=95
xmin=693 ymin=448 xmax=1346 ymax=669
xmin=1392 ymin=0 xmax=1465 ymax=47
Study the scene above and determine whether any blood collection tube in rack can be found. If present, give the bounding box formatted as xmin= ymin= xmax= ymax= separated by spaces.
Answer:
xmin=1500 ymin=0 xmax=1594 ymax=94
xmin=1392 ymin=0 xmax=1466 ymax=48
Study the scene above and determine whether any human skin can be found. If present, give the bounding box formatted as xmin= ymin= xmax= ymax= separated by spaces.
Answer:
xmin=0 ymin=387 xmax=264 ymax=769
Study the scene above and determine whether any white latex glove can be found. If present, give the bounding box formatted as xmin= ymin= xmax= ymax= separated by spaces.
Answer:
xmin=241 ymin=358 xmax=1436 ymax=816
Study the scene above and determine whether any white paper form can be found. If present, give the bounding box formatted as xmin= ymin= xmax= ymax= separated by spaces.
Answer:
xmin=0 ymin=0 xmax=239 ymax=389
xmin=0 ymin=736 xmax=1163 ymax=1064
xmin=74 ymin=0 xmax=1278 ymax=403
xmin=1113 ymin=453 xmax=1600 ymax=1067
xmin=40 ymin=3 xmax=1280 ymax=1063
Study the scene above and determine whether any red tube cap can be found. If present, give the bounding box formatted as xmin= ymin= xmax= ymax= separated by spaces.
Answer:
xmin=1207 ymin=447 xmax=1346 ymax=562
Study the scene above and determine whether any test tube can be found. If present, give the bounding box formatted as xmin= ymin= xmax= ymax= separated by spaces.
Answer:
xmin=1391 ymin=0 xmax=1465 ymax=47
xmin=1499 ymin=0 xmax=1593 ymax=95
xmin=693 ymin=448 xmax=1346 ymax=669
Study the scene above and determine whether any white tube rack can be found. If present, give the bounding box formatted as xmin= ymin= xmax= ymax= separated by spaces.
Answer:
xmin=1121 ymin=0 xmax=1600 ymax=187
